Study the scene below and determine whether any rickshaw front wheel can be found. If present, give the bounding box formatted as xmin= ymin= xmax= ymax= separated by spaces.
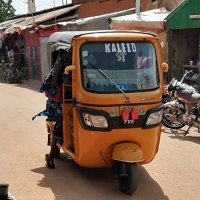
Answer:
xmin=118 ymin=162 xmax=139 ymax=195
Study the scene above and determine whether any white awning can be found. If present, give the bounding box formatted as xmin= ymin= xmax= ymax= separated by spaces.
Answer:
xmin=110 ymin=8 xmax=171 ymax=31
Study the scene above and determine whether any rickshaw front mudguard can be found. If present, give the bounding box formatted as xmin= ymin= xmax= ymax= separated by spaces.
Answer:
xmin=112 ymin=143 xmax=144 ymax=163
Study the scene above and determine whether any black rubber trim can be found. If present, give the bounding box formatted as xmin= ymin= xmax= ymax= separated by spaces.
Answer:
xmin=76 ymin=100 xmax=162 ymax=107
xmin=77 ymin=107 xmax=112 ymax=131
xmin=76 ymin=105 xmax=163 ymax=131
xmin=64 ymin=99 xmax=72 ymax=104
xmin=82 ymin=86 xmax=160 ymax=95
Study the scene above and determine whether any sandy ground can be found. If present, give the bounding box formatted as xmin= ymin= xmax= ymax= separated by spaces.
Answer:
xmin=1 ymin=81 xmax=200 ymax=200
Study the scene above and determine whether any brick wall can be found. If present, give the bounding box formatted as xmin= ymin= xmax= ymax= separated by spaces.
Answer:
xmin=73 ymin=0 xmax=151 ymax=18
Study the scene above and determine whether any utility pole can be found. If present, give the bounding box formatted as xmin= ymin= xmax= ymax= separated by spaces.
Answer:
xmin=25 ymin=0 xmax=36 ymax=23
xmin=135 ymin=0 xmax=141 ymax=14
xmin=27 ymin=0 xmax=36 ymax=14
xmin=53 ymin=0 xmax=57 ymax=24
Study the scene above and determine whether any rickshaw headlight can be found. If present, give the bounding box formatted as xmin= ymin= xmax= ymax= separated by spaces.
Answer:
xmin=83 ymin=114 xmax=108 ymax=128
xmin=146 ymin=110 xmax=163 ymax=125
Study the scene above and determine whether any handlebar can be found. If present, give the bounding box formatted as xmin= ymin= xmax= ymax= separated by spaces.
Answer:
xmin=166 ymin=70 xmax=198 ymax=102
xmin=180 ymin=70 xmax=193 ymax=84
xmin=168 ymin=70 xmax=193 ymax=91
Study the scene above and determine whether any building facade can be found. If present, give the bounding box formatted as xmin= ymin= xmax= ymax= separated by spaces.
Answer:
xmin=166 ymin=0 xmax=200 ymax=82
xmin=73 ymin=0 xmax=151 ymax=18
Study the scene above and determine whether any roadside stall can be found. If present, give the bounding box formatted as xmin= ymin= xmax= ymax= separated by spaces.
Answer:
xmin=166 ymin=0 xmax=200 ymax=90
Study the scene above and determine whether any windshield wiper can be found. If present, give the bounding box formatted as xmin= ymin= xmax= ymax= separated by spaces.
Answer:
xmin=88 ymin=63 xmax=129 ymax=100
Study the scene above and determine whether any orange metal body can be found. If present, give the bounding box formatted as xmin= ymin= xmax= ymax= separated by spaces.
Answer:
xmin=47 ymin=31 xmax=165 ymax=168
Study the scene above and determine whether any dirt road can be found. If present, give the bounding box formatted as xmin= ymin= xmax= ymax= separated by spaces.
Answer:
xmin=1 ymin=82 xmax=200 ymax=200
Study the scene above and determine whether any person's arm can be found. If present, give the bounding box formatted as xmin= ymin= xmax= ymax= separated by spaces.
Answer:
xmin=140 ymin=56 xmax=147 ymax=68
xmin=50 ymin=60 xmax=63 ymax=88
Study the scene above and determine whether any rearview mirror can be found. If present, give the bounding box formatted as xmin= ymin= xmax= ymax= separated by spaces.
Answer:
xmin=160 ymin=62 xmax=169 ymax=72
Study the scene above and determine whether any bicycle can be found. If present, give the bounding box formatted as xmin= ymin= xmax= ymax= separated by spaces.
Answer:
xmin=21 ymin=67 xmax=30 ymax=80
xmin=3 ymin=63 xmax=23 ymax=84
xmin=0 ymin=63 xmax=11 ymax=83
xmin=13 ymin=61 xmax=30 ymax=80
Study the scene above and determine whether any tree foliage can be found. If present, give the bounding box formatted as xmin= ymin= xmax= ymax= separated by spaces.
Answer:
xmin=0 ymin=0 xmax=15 ymax=22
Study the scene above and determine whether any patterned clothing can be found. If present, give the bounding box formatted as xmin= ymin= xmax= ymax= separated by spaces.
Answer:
xmin=32 ymin=67 xmax=63 ymax=139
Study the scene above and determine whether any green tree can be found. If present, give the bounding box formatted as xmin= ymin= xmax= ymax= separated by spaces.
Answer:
xmin=0 ymin=0 xmax=15 ymax=22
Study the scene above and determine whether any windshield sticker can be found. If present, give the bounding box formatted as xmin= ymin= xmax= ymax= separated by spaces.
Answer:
xmin=105 ymin=43 xmax=136 ymax=53
xmin=117 ymin=84 xmax=134 ymax=90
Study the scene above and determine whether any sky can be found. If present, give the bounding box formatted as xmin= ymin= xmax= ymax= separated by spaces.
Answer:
xmin=11 ymin=0 xmax=72 ymax=15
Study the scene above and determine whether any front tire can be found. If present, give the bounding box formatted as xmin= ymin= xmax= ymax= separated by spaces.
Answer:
xmin=118 ymin=162 xmax=139 ymax=195
xmin=162 ymin=106 xmax=185 ymax=129
xmin=162 ymin=94 xmax=171 ymax=104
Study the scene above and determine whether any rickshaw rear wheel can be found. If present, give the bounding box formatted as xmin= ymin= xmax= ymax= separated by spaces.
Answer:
xmin=118 ymin=162 xmax=139 ymax=195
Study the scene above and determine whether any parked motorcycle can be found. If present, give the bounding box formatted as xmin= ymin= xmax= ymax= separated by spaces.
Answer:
xmin=162 ymin=82 xmax=172 ymax=104
xmin=162 ymin=70 xmax=200 ymax=135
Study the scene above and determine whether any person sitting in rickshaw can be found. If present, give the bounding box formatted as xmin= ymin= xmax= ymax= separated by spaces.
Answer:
xmin=137 ymin=51 xmax=152 ymax=68
xmin=32 ymin=49 xmax=72 ymax=169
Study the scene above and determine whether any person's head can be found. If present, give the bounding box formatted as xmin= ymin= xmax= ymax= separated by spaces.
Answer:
xmin=86 ymin=54 xmax=97 ymax=65
xmin=108 ymin=54 xmax=117 ymax=67
xmin=138 ymin=51 xmax=143 ymax=57
xmin=59 ymin=49 xmax=72 ymax=66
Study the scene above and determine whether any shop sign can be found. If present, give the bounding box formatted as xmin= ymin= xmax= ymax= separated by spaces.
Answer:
xmin=190 ymin=15 xmax=200 ymax=19
xmin=39 ymin=27 xmax=60 ymax=37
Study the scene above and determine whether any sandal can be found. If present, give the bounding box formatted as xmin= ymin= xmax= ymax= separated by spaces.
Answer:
xmin=45 ymin=154 xmax=55 ymax=169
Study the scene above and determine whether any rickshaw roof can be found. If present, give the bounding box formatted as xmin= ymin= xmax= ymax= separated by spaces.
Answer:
xmin=48 ymin=30 xmax=158 ymax=48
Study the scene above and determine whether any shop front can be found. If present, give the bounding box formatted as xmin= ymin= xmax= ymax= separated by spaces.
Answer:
xmin=0 ymin=32 xmax=26 ymax=66
xmin=166 ymin=0 xmax=200 ymax=90
xmin=39 ymin=25 xmax=60 ymax=79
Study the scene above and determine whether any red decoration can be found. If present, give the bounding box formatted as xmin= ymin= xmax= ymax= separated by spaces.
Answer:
xmin=39 ymin=26 xmax=60 ymax=37
xmin=147 ymin=83 xmax=153 ymax=89
xmin=122 ymin=109 xmax=129 ymax=120
xmin=131 ymin=110 xmax=138 ymax=120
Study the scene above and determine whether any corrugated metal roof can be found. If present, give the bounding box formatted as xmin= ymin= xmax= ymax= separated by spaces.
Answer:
xmin=0 ymin=18 xmax=25 ymax=29
xmin=8 ymin=3 xmax=77 ymax=20
xmin=14 ymin=4 xmax=80 ymax=28
xmin=0 ymin=4 xmax=80 ymax=32
xmin=110 ymin=8 xmax=170 ymax=30
xmin=58 ymin=8 xmax=135 ymax=26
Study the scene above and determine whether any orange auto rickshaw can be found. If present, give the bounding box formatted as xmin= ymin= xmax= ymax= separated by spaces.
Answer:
xmin=45 ymin=30 xmax=168 ymax=195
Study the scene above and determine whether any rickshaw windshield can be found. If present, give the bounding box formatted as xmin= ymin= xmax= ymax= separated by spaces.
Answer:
xmin=80 ymin=41 xmax=159 ymax=93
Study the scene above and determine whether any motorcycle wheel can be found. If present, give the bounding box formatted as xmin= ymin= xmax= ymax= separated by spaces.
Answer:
xmin=162 ymin=94 xmax=172 ymax=104
xmin=162 ymin=106 xmax=186 ymax=129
